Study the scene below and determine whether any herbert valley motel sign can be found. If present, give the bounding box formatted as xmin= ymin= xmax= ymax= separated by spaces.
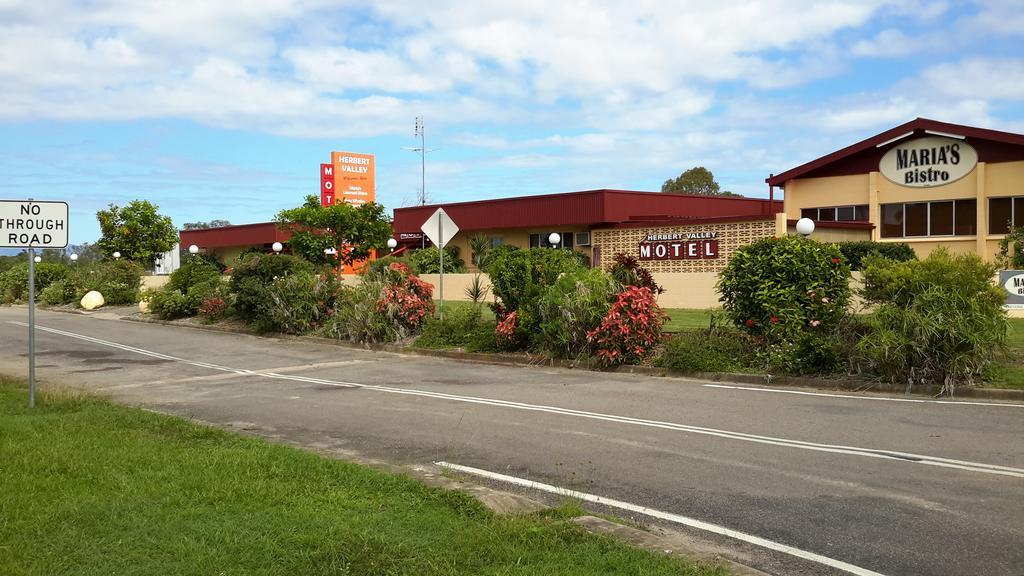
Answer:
xmin=1 ymin=199 xmax=69 ymax=409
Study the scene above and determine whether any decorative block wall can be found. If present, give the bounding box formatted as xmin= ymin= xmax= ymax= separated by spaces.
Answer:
xmin=592 ymin=219 xmax=775 ymax=273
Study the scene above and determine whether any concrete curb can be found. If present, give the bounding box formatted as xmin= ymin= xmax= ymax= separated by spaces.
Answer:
xmin=572 ymin=516 xmax=769 ymax=576
xmin=122 ymin=314 xmax=1024 ymax=402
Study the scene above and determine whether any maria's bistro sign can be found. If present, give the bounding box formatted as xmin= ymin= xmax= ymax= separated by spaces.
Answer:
xmin=638 ymin=231 xmax=719 ymax=260
xmin=879 ymin=136 xmax=978 ymax=187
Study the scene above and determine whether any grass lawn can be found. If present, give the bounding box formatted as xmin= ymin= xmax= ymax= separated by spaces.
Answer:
xmin=0 ymin=379 xmax=726 ymax=576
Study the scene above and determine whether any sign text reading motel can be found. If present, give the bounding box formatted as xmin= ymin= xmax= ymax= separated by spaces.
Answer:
xmin=638 ymin=231 xmax=719 ymax=261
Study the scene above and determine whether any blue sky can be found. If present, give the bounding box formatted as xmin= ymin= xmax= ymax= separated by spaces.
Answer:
xmin=1 ymin=0 xmax=1022 ymax=245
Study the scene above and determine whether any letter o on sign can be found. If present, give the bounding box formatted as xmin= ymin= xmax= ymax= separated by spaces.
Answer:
xmin=654 ymin=244 xmax=667 ymax=258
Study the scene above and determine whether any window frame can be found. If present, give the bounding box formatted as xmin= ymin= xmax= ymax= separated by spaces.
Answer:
xmin=988 ymin=196 xmax=1024 ymax=235
xmin=800 ymin=205 xmax=870 ymax=222
xmin=880 ymin=199 xmax=977 ymax=238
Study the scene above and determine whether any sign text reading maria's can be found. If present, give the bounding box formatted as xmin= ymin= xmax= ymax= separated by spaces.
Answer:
xmin=638 ymin=231 xmax=719 ymax=260
xmin=0 ymin=200 xmax=69 ymax=248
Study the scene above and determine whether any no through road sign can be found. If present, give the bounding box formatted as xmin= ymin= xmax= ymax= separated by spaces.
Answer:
xmin=0 ymin=200 xmax=69 ymax=248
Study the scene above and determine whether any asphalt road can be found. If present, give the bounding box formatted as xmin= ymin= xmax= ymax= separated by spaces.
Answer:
xmin=2 ymin=307 xmax=1022 ymax=576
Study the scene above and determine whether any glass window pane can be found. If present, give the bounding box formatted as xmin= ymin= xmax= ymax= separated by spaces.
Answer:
xmin=489 ymin=236 xmax=504 ymax=248
xmin=855 ymin=205 xmax=869 ymax=221
xmin=836 ymin=206 xmax=855 ymax=221
xmin=562 ymin=232 xmax=574 ymax=248
xmin=1014 ymin=199 xmax=1024 ymax=231
xmin=818 ymin=207 xmax=836 ymax=221
xmin=529 ymin=234 xmax=540 ymax=248
xmin=881 ymin=204 xmax=904 ymax=238
xmin=955 ymin=200 xmax=976 ymax=236
xmin=801 ymin=208 xmax=817 ymax=220
xmin=990 ymin=198 xmax=1012 ymax=234
xmin=930 ymin=202 xmax=954 ymax=236
xmin=905 ymin=203 xmax=928 ymax=236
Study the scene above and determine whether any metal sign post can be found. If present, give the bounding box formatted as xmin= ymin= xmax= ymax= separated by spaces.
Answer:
xmin=0 ymin=199 xmax=69 ymax=407
xmin=420 ymin=208 xmax=459 ymax=322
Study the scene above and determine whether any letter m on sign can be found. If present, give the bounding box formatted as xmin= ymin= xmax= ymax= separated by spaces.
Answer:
xmin=321 ymin=163 xmax=333 ymax=177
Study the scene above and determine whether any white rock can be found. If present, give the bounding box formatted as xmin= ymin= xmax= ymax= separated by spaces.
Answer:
xmin=80 ymin=291 xmax=105 ymax=310
xmin=138 ymin=299 xmax=150 ymax=313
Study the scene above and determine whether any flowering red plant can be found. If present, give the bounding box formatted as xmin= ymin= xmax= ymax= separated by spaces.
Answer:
xmin=198 ymin=296 xmax=228 ymax=320
xmin=375 ymin=262 xmax=434 ymax=329
xmin=495 ymin=310 xmax=518 ymax=344
xmin=587 ymin=286 xmax=667 ymax=367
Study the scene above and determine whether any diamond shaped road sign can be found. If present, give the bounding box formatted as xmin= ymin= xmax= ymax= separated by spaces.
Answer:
xmin=420 ymin=207 xmax=459 ymax=248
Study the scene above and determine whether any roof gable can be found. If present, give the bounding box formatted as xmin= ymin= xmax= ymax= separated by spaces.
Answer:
xmin=767 ymin=118 xmax=1024 ymax=186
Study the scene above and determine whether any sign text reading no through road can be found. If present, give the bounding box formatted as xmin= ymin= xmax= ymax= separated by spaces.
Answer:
xmin=0 ymin=200 xmax=69 ymax=248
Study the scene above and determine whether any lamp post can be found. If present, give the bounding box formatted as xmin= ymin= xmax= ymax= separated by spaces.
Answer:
xmin=113 ymin=251 xmax=121 ymax=260
xmin=188 ymin=244 xmax=200 ymax=256
xmin=69 ymin=253 xmax=78 ymax=263
xmin=795 ymin=218 xmax=815 ymax=236
xmin=548 ymin=232 xmax=561 ymax=248
xmin=33 ymin=255 xmax=41 ymax=263
xmin=272 ymin=242 xmax=283 ymax=255
xmin=387 ymin=238 xmax=398 ymax=253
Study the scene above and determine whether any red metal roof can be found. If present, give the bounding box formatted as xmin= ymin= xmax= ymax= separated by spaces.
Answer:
xmin=767 ymin=118 xmax=1024 ymax=186
xmin=179 ymin=222 xmax=290 ymax=249
xmin=392 ymin=189 xmax=781 ymax=235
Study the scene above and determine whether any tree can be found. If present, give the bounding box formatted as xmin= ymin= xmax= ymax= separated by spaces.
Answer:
xmin=182 ymin=219 xmax=232 ymax=230
xmin=275 ymin=195 xmax=392 ymax=267
xmin=661 ymin=166 xmax=741 ymax=196
xmin=96 ymin=200 xmax=178 ymax=265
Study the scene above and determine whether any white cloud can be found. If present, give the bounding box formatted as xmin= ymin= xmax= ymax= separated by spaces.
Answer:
xmin=921 ymin=58 xmax=1024 ymax=101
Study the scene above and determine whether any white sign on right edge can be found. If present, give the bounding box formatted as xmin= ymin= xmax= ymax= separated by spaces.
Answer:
xmin=0 ymin=200 xmax=69 ymax=248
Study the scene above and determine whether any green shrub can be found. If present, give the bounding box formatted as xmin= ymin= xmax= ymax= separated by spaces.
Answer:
xmin=253 ymin=271 xmax=341 ymax=334
xmin=408 ymin=246 xmax=466 ymax=274
xmin=718 ymin=235 xmax=851 ymax=373
xmin=655 ymin=330 xmax=755 ymax=373
xmin=856 ymin=249 xmax=1007 ymax=394
xmin=483 ymin=247 xmax=587 ymax=346
xmin=415 ymin=304 xmax=493 ymax=349
xmin=81 ymin=260 xmax=144 ymax=305
xmin=0 ymin=262 xmax=68 ymax=303
xmin=229 ymin=253 xmax=313 ymax=321
xmin=168 ymin=260 xmax=222 ymax=294
xmin=325 ymin=262 xmax=434 ymax=344
xmin=837 ymin=241 xmax=916 ymax=271
xmin=537 ymin=268 xmax=618 ymax=358
xmin=39 ymin=279 xmax=79 ymax=306
xmin=148 ymin=289 xmax=195 ymax=320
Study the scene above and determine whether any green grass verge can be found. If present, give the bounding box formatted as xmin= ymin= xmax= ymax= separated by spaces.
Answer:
xmin=0 ymin=378 xmax=727 ymax=576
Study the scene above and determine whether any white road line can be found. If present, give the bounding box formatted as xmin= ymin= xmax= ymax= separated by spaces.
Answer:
xmin=15 ymin=322 xmax=1024 ymax=479
xmin=703 ymin=383 xmax=1024 ymax=408
xmin=436 ymin=461 xmax=888 ymax=576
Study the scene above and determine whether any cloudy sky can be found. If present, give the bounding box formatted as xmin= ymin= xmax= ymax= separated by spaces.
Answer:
xmin=2 ymin=0 xmax=1023 ymax=244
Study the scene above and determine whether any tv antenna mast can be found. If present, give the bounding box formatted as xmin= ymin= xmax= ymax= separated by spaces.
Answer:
xmin=403 ymin=116 xmax=436 ymax=206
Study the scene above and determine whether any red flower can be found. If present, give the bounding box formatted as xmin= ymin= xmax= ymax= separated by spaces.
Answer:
xmin=745 ymin=319 xmax=755 ymax=327
xmin=831 ymin=257 xmax=841 ymax=264
xmin=770 ymin=316 xmax=779 ymax=324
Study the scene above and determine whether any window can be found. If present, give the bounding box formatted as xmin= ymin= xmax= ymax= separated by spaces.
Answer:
xmin=801 ymin=205 xmax=869 ymax=222
xmin=988 ymin=197 xmax=1024 ymax=234
xmin=528 ymin=232 xmax=574 ymax=249
xmin=489 ymin=236 xmax=504 ymax=248
xmin=880 ymin=199 xmax=977 ymax=238
xmin=990 ymin=198 xmax=1012 ymax=234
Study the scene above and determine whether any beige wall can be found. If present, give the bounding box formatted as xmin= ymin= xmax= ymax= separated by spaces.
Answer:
xmin=140 ymin=275 xmax=170 ymax=290
xmin=785 ymin=225 xmax=871 ymax=243
xmin=781 ymin=160 xmax=1024 ymax=262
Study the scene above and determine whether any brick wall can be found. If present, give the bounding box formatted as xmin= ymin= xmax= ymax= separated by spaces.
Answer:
xmin=591 ymin=219 xmax=775 ymax=273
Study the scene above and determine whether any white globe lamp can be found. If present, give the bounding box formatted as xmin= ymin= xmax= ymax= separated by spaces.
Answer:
xmin=69 ymin=253 xmax=78 ymax=262
xmin=386 ymin=238 xmax=398 ymax=252
xmin=34 ymin=255 xmax=41 ymax=263
xmin=795 ymin=218 xmax=815 ymax=236
xmin=271 ymin=242 xmax=283 ymax=254
xmin=188 ymin=244 xmax=200 ymax=255
xmin=548 ymin=232 xmax=561 ymax=247
xmin=113 ymin=251 xmax=121 ymax=259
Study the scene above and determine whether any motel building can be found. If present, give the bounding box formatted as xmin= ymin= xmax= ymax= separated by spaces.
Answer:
xmin=177 ymin=118 xmax=1023 ymax=308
